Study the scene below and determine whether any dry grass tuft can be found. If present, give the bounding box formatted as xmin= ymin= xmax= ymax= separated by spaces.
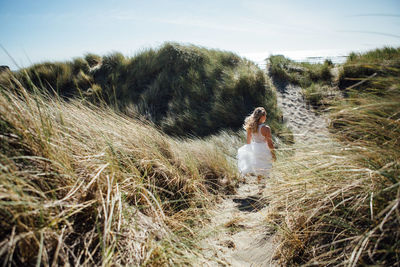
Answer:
xmin=266 ymin=138 xmax=376 ymax=265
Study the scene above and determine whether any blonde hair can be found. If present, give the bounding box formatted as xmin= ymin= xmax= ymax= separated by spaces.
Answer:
xmin=243 ymin=107 xmax=267 ymax=133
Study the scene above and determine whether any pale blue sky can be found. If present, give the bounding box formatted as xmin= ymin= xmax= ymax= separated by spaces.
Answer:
xmin=1 ymin=0 xmax=399 ymax=69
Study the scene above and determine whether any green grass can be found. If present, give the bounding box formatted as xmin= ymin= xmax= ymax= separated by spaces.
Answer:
xmin=338 ymin=46 xmax=400 ymax=92
xmin=268 ymin=55 xmax=334 ymax=107
xmin=9 ymin=43 xmax=287 ymax=139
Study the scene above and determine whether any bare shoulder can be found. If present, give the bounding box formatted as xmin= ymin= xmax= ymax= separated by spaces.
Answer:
xmin=260 ymin=124 xmax=271 ymax=136
xmin=246 ymin=128 xmax=252 ymax=137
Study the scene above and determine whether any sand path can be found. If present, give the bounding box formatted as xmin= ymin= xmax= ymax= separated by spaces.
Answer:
xmin=275 ymin=81 xmax=330 ymax=143
xmin=199 ymin=174 xmax=279 ymax=266
xmin=198 ymin=79 xmax=331 ymax=266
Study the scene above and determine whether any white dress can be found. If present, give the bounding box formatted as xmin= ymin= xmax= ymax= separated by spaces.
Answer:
xmin=237 ymin=123 xmax=272 ymax=177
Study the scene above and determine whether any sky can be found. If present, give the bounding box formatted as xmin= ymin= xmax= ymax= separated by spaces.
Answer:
xmin=1 ymin=0 xmax=400 ymax=69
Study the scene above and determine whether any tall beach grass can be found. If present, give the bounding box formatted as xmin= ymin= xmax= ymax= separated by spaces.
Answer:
xmin=0 ymin=74 xmax=244 ymax=266
xmin=338 ymin=46 xmax=400 ymax=92
xmin=265 ymin=47 xmax=400 ymax=266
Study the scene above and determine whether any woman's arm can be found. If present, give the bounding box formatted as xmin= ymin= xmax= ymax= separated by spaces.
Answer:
xmin=246 ymin=129 xmax=252 ymax=144
xmin=261 ymin=125 xmax=276 ymax=161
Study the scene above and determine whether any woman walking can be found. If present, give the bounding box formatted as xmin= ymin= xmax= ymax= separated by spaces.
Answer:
xmin=237 ymin=107 xmax=276 ymax=182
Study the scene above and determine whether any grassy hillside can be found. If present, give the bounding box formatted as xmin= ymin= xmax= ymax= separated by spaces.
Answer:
xmin=266 ymin=47 xmax=400 ymax=266
xmin=9 ymin=43 xmax=285 ymax=139
xmin=268 ymin=55 xmax=335 ymax=107
xmin=338 ymin=47 xmax=400 ymax=92
xmin=0 ymin=81 xmax=246 ymax=265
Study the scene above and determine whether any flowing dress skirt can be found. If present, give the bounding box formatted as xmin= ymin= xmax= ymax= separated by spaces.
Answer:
xmin=237 ymin=142 xmax=272 ymax=177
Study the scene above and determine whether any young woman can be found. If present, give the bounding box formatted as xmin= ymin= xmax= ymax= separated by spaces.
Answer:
xmin=237 ymin=107 xmax=276 ymax=181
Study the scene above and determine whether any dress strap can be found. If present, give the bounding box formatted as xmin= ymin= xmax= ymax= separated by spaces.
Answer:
xmin=258 ymin=123 xmax=264 ymax=133
xmin=252 ymin=124 xmax=266 ymax=143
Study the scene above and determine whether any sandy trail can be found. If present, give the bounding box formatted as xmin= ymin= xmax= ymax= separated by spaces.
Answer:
xmin=199 ymin=174 xmax=279 ymax=266
xmin=198 ymin=80 xmax=331 ymax=266
xmin=275 ymin=81 xmax=330 ymax=143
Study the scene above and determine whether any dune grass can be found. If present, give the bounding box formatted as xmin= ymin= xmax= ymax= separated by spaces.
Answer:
xmin=268 ymin=55 xmax=335 ymax=107
xmin=10 ymin=43 xmax=286 ymax=139
xmin=268 ymin=55 xmax=333 ymax=86
xmin=338 ymin=47 xmax=400 ymax=92
xmin=0 ymin=74 xmax=245 ymax=266
xmin=265 ymin=48 xmax=400 ymax=266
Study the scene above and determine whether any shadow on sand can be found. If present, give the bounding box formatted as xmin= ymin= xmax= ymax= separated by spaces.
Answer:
xmin=233 ymin=195 xmax=267 ymax=212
